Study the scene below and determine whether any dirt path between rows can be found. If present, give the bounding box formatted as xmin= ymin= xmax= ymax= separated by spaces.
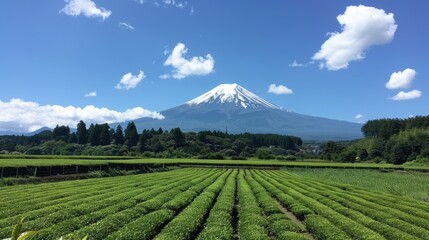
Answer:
xmin=275 ymin=200 xmax=315 ymax=240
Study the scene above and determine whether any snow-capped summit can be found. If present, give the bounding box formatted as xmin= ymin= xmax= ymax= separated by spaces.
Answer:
xmin=186 ymin=83 xmax=279 ymax=110
xmin=126 ymin=83 xmax=363 ymax=141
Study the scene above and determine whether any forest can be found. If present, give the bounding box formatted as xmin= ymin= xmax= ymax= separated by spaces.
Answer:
xmin=0 ymin=120 xmax=302 ymax=160
xmin=1 ymin=116 xmax=428 ymax=164
xmin=321 ymin=116 xmax=429 ymax=164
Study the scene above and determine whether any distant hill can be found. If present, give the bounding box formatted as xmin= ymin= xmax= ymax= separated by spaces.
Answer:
xmin=0 ymin=127 xmax=51 ymax=136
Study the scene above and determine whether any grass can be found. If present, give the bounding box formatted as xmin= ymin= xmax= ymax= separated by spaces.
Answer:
xmin=287 ymin=168 xmax=429 ymax=202
xmin=1 ymin=155 xmax=429 ymax=170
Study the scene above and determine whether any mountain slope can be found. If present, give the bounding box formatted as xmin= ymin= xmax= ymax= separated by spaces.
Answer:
xmin=130 ymin=83 xmax=362 ymax=141
xmin=186 ymin=83 xmax=278 ymax=110
xmin=0 ymin=127 xmax=52 ymax=136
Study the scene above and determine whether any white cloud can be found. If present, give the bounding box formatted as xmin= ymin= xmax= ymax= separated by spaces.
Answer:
xmin=60 ymin=0 xmax=112 ymax=20
xmin=190 ymin=6 xmax=194 ymax=16
xmin=0 ymin=98 xmax=164 ymax=133
xmin=85 ymin=91 xmax=97 ymax=97
xmin=164 ymin=42 xmax=214 ymax=79
xmin=385 ymin=68 xmax=416 ymax=89
xmin=312 ymin=5 xmax=397 ymax=70
xmin=159 ymin=74 xmax=170 ymax=79
xmin=268 ymin=84 xmax=293 ymax=95
xmin=289 ymin=60 xmax=305 ymax=67
xmin=163 ymin=0 xmax=186 ymax=8
xmin=355 ymin=114 xmax=363 ymax=119
xmin=391 ymin=90 xmax=422 ymax=101
xmin=115 ymin=71 xmax=145 ymax=90
xmin=119 ymin=22 xmax=135 ymax=30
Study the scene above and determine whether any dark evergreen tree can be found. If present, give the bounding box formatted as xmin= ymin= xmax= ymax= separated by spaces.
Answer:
xmin=88 ymin=124 xmax=101 ymax=146
xmin=171 ymin=127 xmax=185 ymax=148
xmin=53 ymin=125 xmax=70 ymax=141
xmin=68 ymin=133 xmax=78 ymax=143
xmin=99 ymin=123 xmax=111 ymax=146
xmin=87 ymin=123 xmax=94 ymax=143
xmin=137 ymin=130 xmax=151 ymax=153
xmin=157 ymin=128 xmax=164 ymax=134
xmin=109 ymin=128 xmax=115 ymax=143
xmin=125 ymin=122 xmax=139 ymax=147
xmin=114 ymin=125 xmax=125 ymax=145
xmin=76 ymin=120 xmax=88 ymax=144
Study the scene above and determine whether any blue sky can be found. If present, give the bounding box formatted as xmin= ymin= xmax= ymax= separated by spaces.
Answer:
xmin=0 ymin=0 xmax=428 ymax=132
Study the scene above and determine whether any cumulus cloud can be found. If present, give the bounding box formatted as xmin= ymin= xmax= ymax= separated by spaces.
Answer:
xmin=268 ymin=84 xmax=293 ymax=95
xmin=385 ymin=68 xmax=416 ymax=89
xmin=313 ymin=5 xmax=397 ymax=70
xmin=119 ymin=22 xmax=135 ymax=30
xmin=115 ymin=71 xmax=145 ymax=90
xmin=0 ymin=99 xmax=164 ymax=133
xmin=391 ymin=90 xmax=422 ymax=101
xmin=355 ymin=114 xmax=363 ymax=119
xmin=289 ymin=60 xmax=305 ymax=67
xmin=85 ymin=91 xmax=97 ymax=97
xmin=60 ymin=0 xmax=112 ymax=20
xmin=164 ymin=42 xmax=214 ymax=79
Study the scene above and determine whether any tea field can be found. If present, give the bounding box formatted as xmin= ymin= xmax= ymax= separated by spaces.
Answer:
xmin=1 ymin=168 xmax=429 ymax=240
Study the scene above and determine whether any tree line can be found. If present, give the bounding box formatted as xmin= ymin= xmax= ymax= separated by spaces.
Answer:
xmin=321 ymin=115 xmax=429 ymax=164
xmin=0 ymin=120 xmax=303 ymax=159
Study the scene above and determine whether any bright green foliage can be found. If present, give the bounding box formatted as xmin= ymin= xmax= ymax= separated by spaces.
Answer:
xmin=197 ymin=170 xmax=238 ymax=240
xmin=304 ymin=214 xmax=351 ymax=240
xmin=105 ymin=209 xmax=174 ymax=239
xmin=244 ymin=170 xmax=304 ymax=239
xmin=154 ymin=170 xmax=231 ymax=239
xmin=236 ymin=171 xmax=270 ymax=239
xmin=1 ymin=168 xmax=429 ymax=240
xmin=9 ymin=218 xmax=37 ymax=240
xmin=287 ymin=168 xmax=429 ymax=201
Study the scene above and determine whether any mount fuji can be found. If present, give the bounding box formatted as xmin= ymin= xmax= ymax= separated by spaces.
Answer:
xmin=128 ymin=83 xmax=362 ymax=141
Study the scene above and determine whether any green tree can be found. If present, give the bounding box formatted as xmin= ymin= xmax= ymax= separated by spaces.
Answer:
xmin=171 ymin=127 xmax=185 ymax=148
xmin=391 ymin=141 xmax=412 ymax=164
xmin=114 ymin=125 xmax=125 ymax=145
xmin=358 ymin=149 xmax=369 ymax=161
xmin=137 ymin=130 xmax=152 ymax=153
xmin=369 ymin=138 xmax=385 ymax=159
xmin=125 ymin=122 xmax=139 ymax=147
xmin=232 ymin=138 xmax=250 ymax=154
xmin=76 ymin=120 xmax=88 ymax=144
xmin=88 ymin=124 xmax=101 ymax=146
xmin=256 ymin=148 xmax=274 ymax=160
xmin=322 ymin=141 xmax=344 ymax=160
xmin=99 ymin=123 xmax=111 ymax=146
xmin=68 ymin=133 xmax=78 ymax=144
xmin=341 ymin=148 xmax=357 ymax=163
xmin=52 ymin=125 xmax=70 ymax=141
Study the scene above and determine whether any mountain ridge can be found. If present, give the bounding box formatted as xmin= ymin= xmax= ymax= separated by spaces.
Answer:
xmin=130 ymin=83 xmax=363 ymax=141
